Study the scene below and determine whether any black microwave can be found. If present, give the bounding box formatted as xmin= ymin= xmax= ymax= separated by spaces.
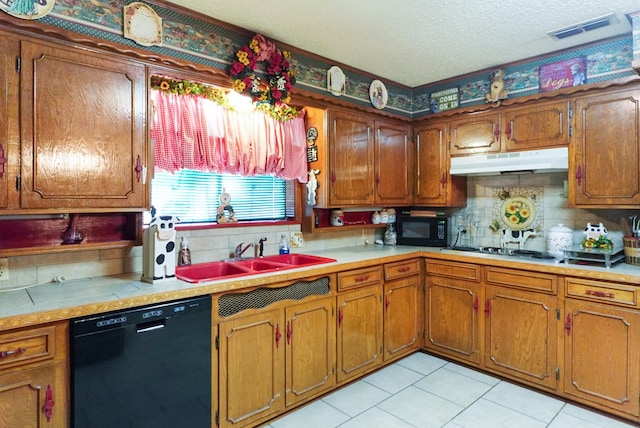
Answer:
xmin=396 ymin=211 xmax=448 ymax=247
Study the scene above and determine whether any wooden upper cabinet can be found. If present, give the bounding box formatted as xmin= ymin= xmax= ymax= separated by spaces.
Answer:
xmin=19 ymin=40 xmax=148 ymax=210
xmin=413 ymin=121 xmax=466 ymax=207
xmin=503 ymin=100 xmax=569 ymax=151
xmin=328 ymin=110 xmax=375 ymax=206
xmin=449 ymin=110 xmax=501 ymax=156
xmin=0 ymin=34 xmax=19 ymax=210
xmin=374 ymin=120 xmax=412 ymax=205
xmin=570 ymin=86 xmax=640 ymax=207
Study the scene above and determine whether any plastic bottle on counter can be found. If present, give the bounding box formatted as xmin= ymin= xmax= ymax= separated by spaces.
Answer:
xmin=279 ymin=234 xmax=290 ymax=254
xmin=178 ymin=236 xmax=192 ymax=266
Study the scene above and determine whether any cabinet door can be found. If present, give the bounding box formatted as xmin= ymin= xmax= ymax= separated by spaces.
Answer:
xmin=20 ymin=40 xmax=147 ymax=209
xmin=375 ymin=120 xmax=412 ymax=205
xmin=425 ymin=274 xmax=482 ymax=365
xmin=0 ymin=34 xmax=19 ymax=210
xmin=449 ymin=111 xmax=501 ymax=156
xmin=0 ymin=364 xmax=65 ymax=428
xmin=336 ymin=285 xmax=382 ymax=383
xmin=285 ymin=297 xmax=336 ymax=407
xmin=414 ymin=122 xmax=466 ymax=207
xmin=564 ymin=299 xmax=640 ymax=419
xmin=383 ymin=275 xmax=421 ymax=361
xmin=328 ymin=110 xmax=375 ymax=205
xmin=218 ymin=309 xmax=285 ymax=428
xmin=571 ymin=88 xmax=640 ymax=207
xmin=484 ymin=285 xmax=558 ymax=390
xmin=503 ymin=100 xmax=569 ymax=151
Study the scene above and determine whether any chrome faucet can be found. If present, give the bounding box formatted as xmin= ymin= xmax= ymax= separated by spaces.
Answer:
xmin=234 ymin=242 xmax=254 ymax=259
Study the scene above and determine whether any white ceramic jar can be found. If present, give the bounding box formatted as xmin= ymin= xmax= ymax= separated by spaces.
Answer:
xmin=547 ymin=224 xmax=573 ymax=258
xmin=379 ymin=210 xmax=389 ymax=224
xmin=371 ymin=211 xmax=381 ymax=224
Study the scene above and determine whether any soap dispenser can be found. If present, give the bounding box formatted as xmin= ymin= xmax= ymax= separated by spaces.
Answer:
xmin=279 ymin=234 xmax=290 ymax=255
xmin=178 ymin=237 xmax=192 ymax=266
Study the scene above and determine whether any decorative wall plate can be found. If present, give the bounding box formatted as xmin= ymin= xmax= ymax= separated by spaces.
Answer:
xmin=327 ymin=66 xmax=346 ymax=96
xmin=500 ymin=196 xmax=536 ymax=230
xmin=369 ymin=79 xmax=388 ymax=109
xmin=0 ymin=0 xmax=55 ymax=20
xmin=123 ymin=2 xmax=163 ymax=47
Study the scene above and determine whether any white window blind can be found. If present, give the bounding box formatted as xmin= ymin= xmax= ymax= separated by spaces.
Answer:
xmin=147 ymin=169 xmax=290 ymax=224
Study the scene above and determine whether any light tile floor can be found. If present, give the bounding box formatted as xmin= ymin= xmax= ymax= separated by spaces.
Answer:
xmin=264 ymin=352 xmax=636 ymax=428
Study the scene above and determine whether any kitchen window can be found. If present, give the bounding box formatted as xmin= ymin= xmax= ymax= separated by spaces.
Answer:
xmin=146 ymin=169 xmax=294 ymax=224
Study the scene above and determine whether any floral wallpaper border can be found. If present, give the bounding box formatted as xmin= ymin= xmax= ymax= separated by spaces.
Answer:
xmin=30 ymin=0 xmax=638 ymax=119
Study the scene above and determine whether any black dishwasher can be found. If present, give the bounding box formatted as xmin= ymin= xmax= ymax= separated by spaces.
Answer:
xmin=71 ymin=295 xmax=211 ymax=428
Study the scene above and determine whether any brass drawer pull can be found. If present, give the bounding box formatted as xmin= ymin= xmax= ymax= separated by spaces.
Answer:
xmin=0 ymin=347 xmax=26 ymax=358
xmin=354 ymin=275 xmax=370 ymax=283
xmin=585 ymin=289 xmax=614 ymax=299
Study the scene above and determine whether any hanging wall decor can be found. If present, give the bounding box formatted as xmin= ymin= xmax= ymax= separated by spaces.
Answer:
xmin=369 ymin=79 xmax=388 ymax=109
xmin=0 ymin=0 xmax=55 ymax=20
xmin=123 ymin=2 xmax=163 ymax=47
xmin=229 ymin=34 xmax=296 ymax=107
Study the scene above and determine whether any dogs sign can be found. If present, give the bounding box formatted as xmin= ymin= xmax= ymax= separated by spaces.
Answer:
xmin=539 ymin=57 xmax=586 ymax=92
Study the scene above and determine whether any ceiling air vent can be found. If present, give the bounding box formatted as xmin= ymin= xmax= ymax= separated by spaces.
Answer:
xmin=548 ymin=13 xmax=618 ymax=40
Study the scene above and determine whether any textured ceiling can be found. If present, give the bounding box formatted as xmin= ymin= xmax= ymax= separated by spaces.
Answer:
xmin=165 ymin=0 xmax=639 ymax=87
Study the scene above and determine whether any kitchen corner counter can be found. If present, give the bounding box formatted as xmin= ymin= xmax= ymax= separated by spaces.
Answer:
xmin=0 ymin=245 xmax=421 ymax=331
xmin=1 ymin=244 xmax=639 ymax=331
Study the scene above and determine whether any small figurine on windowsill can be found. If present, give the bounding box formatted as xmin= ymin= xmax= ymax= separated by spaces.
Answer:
xmin=217 ymin=189 xmax=238 ymax=223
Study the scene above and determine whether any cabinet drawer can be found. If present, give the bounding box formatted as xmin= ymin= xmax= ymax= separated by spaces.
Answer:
xmin=0 ymin=325 xmax=57 ymax=371
xmin=425 ymin=259 xmax=481 ymax=282
xmin=565 ymin=277 xmax=638 ymax=307
xmin=484 ymin=267 xmax=556 ymax=294
xmin=384 ymin=259 xmax=420 ymax=280
xmin=338 ymin=266 xmax=383 ymax=291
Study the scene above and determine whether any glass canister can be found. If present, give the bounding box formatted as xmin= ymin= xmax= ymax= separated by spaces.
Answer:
xmin=384 ymin=223 xmax=397 ymax=245
xmin=547 ymin=224 xmax=573 ymax=258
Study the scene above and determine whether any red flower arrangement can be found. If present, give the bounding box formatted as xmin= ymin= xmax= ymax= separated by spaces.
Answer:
xmin=229 ymin=34 xmax=296 ymax=105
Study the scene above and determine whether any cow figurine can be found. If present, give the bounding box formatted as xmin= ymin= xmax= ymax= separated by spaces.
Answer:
xmin=501 ymin=228 xmax=536 ymax=250
xmin=142 ymin=215 xmax=179 ymax=283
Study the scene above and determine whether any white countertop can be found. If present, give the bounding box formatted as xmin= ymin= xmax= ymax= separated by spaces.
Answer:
xmin=1 ymin=244 xmax=639 ymax=330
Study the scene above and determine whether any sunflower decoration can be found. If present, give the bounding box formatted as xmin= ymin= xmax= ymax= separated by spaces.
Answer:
xmin=502 ymin=197 xmax=534 ymax=228
xmin=229 ymin=34 xmax=297 ymax=107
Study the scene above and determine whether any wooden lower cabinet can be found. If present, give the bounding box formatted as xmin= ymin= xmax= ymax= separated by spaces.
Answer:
xmin=424 ymin=259 xmax=482 ymax=365
xmin=383 ymin=272 xmax=422 ymax=362
xmin=336 ymin=285 xmax=383 ymax=383
xmin=563 ymin=299 xmax=640 ymax=419
xmin=484 ymin=285 xmax=558 ymax=390
xmin=218 ymin=308 xmax=285 ymax=428
xmin=0 ymin=322 xmax=68 ymax=428
xmin=216 ymin=276 xmax=335 ymax=428
xmin=285 ymin=298 xmax=336 ymax=407
xmin=0 ymin=363 xmax=67 ymax=428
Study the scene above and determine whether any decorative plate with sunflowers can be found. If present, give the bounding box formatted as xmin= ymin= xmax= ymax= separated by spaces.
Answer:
xmin=500 ymin=197 xmax=536 ymax=230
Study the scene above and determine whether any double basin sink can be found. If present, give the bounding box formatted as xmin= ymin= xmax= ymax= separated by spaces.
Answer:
xmin=176 ymin=253 xmax=337 ymax=283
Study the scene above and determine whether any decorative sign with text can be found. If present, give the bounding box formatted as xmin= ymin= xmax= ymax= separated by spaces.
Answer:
xmin=539 ymin=57 xmax=586 ymax=92
xmin=429 ymin=87 xmax=459 ymax=113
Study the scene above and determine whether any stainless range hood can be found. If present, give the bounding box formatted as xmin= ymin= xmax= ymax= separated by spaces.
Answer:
xmin=449 ymin=147 xmax=568 ymax=175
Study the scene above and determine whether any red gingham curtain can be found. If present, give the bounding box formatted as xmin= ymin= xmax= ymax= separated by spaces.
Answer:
xmin=150 ymin=89 xmax=308 ymax=182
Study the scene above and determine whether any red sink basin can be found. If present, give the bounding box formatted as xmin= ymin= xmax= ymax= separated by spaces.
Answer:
xmin=176 ymin=253 xmax=336 ymax=283
xmin=259 ymin=254 xmax=337 ymax=266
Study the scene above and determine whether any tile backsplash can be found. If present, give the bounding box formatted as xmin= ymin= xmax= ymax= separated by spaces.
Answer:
xmin=1 ymin=172 xmax=637 ymax=291
xmin=452 ymin=172 xmax=633 ymax=252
